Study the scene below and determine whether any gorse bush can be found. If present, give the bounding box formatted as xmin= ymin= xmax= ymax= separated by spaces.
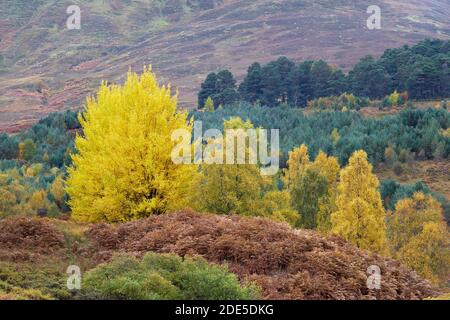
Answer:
xmin=81 ymin=253 xmax=261 ymax=300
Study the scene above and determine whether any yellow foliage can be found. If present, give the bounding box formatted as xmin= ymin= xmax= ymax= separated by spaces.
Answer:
xmin=331 ymin=150 xmax=387 ymax=253
xmin=311 ymin=151 xmax=340 ymax=232
xmin=66 ymin=68 xmax=197 ymax=222
xmin=205 ymin=96 xmax=214 ymax=111
xmin=388 ymin=192 xmax=449 ymax=285
xmin=388 ymin=192 xmax=443 ymax=252
xmin=388 ymin=90 xmax=400 ymax=106
xmin=29 ymin=190 xmax=48 ymax=210
xmin=440 ymin=128 xmax=450 ymax=138
xmin=259 ymin=190 xmax=298 ymax=226
xmin=330 ymin=128 xmax=340 ymax=145
xmin=397 ymin=222 xmax=449 ymax=285
xmin=283 ymin=144 xmax=310 ymax=189
xmin=50 ymin=175 xmax=65 ymax=205
xmin=194 ymin=117 xmax=268 ymax=216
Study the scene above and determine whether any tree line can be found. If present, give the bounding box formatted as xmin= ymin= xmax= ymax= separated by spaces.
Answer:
xmin=198 ymin=38 xmax=450 ymax=108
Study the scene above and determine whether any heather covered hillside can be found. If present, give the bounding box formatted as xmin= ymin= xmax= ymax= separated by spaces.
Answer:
xmin=1 ymin=0 xmax=450 ymax=131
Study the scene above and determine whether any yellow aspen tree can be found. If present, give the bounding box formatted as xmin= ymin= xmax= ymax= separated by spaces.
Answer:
xmin=388 ymin=192 xmax=443 ymax=252
xmin=331 ymin=150 xmax=387 ymax=253
xmin=50 ymin=175 xmax=66 ymax=207
xmin=397 ymin=222 xmax=449 ymax=285
xmin=388 ymin=192 xmax=449 ymax=285
xmin=29 ymin=190 xmax=48 ymax=211
xmin=330 ymin=128 xmax=340 ymax=145
xmin=311 ymin=151 xmax=340 ymax=232
xmin=195 ymin=117 xmax=267 ymax=216
xmin=66 ymin=68 xmax=197 ymax=222
xmin=205 ymin=96 xmax=214 ymax=111
xmin=283 ymin=144 xmax=310 ymax=189
xmin=257 ymin=190 xmax=298 ymax=226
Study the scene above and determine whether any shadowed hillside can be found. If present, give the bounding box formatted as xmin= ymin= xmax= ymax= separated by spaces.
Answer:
xmin=1 ymin=0 xmax=450 ymax=131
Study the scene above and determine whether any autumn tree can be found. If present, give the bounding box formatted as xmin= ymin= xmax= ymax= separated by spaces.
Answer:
xmin=18 ymin=139 xmax=36 ymax=161
xmin=204 ymin=96 xmax=215 ymax=111
xmin=330 ymin=128 xmax=340 ymax=145
xmin=291 ymin=167 xmax=328 ymax=228
xmin=397 ymin=222 xmax=449 ymax=285
xmin=310 ymin=151 xmax=340 ymax=232
xmin=194 ymin=117 xmax=268 ymax=216
xmin=257 ymin=190 xmax=297 ymax=226
xmin=331 ymin=150 xmax=387 ymax=253
xmin=50 ymin=175 xmax=65 ymax=208
xmin=66 ymin=68 xmax=197 ymax=222
xmin=283 ymin=144 xmax=310 ymax=189
xmin=388 ymin=192 xmax=449 ymax=284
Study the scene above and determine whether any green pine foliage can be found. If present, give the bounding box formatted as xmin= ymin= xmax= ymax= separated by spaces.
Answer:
xmin=199 ymin=39 xmax=450 ymax=108
xmin=191 ymin=103 xmax=450 ymax=166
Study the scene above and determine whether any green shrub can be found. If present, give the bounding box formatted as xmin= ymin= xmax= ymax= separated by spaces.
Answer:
xmin=0 ymin=280 xmax=52 ymax=300
xmin=81 ymin=253 xmax=261 ymax=300
xmin=0 ymin=263 xmax=71 ymax=299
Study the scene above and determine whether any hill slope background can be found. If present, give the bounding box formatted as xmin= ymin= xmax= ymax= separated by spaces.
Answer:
xmin=1 ymin=0 xmax=450 ymax=131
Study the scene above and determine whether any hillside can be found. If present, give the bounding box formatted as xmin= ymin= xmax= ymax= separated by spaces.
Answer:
xmin=1 ymin=0 xmax=450 ymax=132
xmin=0 ymin=212 xmax=438 ymax=300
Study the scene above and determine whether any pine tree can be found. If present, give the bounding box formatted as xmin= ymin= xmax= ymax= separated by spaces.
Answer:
xmin=331 ymin=150 xmax=387 ymax=253
xmin=239 ymin=63 xmax=263 ymax=104
xmin=198 ymin=72 xmax=217 ymax=108
xmin=66 ymin=68 xmax=197 ymax=222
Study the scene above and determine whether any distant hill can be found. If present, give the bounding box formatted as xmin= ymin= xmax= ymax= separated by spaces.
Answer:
xmin=1 ymin=0 xmax=450 ymax=132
